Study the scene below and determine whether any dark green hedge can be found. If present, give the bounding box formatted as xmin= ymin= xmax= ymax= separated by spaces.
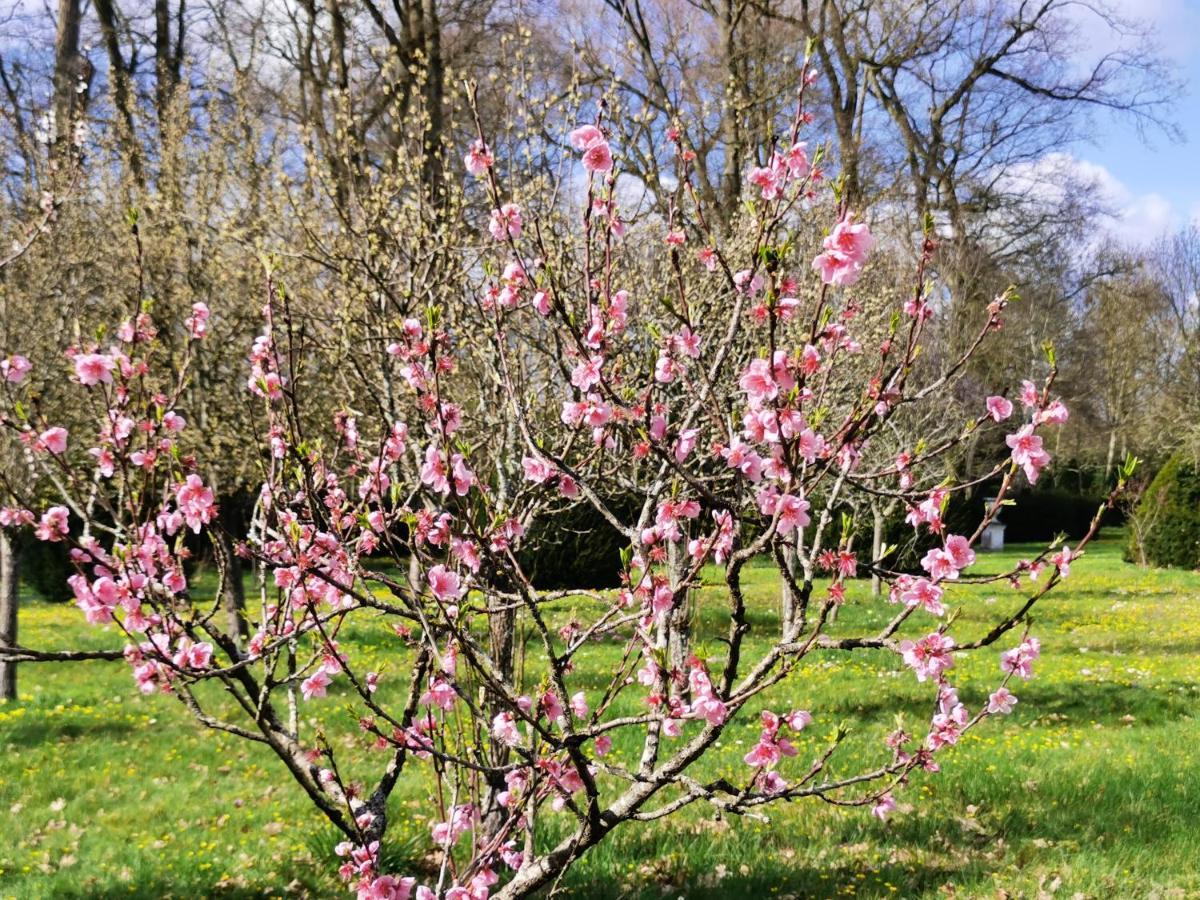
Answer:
xmin=1127 ymin=453 xmax=1200 ymax=569
xmin=16 ymin=534 xmax=74 ymax=601
xmin=518 ymin=498 xmax=636 ymax=590
xmin=999 ymin=490 xmax=1110 ymax=542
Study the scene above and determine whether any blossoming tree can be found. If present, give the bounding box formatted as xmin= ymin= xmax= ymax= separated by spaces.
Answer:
xmin=0 ymin=70 xmax=1128 ymax=900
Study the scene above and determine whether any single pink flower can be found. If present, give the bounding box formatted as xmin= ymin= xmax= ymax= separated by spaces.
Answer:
xmin=427 ymin=565 xmax=464 ymax=602
xmin=987 ymin=687 xmax=1017 ymax=715
xmin=38 ymin=426 xmax=68 ymax=454
xmin=301 ymin=668 xmax=332 ymax=700
xmin=74 ymin=352 xmax=116 ymax=386
xmin=1 ymin=354 xmax=31 ymax=383
xmin=581 ymin=140 xmax=613 ymax=173
xmin=985 ymin=395 xmax=1013 ymax=422
xmin=464 ymin=139 xmax=493 ymax=176
xmin=488 ymin=202 xmax=522 ymax=241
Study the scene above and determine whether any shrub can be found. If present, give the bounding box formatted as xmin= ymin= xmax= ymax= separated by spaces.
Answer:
xmin=518 ymin=499 xmax=632 ymax=589
xmin=1001 ymin=490 xmax=1109 ymax=543
xmin=15 ymin=534 xmax=74 ymax=601
xmin=1127 ymin=453 xmax=1200 ymax=569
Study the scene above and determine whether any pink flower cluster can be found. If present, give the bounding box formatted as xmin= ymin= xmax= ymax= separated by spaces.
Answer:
xmin=743 ymin=709 xmax=813 ymax=795
xmin=812 ymin=214 xmax=873 ymax=286
xmin=568 ymin=124 xmax=613 ymax=174
xmin=746 ymin=142 xmax=811 ymax=200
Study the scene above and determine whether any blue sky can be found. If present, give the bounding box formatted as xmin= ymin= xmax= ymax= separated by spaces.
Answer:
xmin=1073 ymin=0 xmax=1200 ymax=234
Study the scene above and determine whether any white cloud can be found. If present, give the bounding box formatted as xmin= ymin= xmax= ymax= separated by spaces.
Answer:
xmin=1065 ymin=0 xmax=1200 ymax=64
xmin=1001 ymin=151 xmax=1181 ymax=242
xmin=1065 ymin=155 xmax=1179 ymax=236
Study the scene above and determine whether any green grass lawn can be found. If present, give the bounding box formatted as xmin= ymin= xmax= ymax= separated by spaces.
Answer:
xmin=2 ymin=534 xmax=1199 ymax=899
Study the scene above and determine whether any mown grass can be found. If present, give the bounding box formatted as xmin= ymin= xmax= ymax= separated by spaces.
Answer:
xmin=2 ymin=533 xmax=1199 ymax=899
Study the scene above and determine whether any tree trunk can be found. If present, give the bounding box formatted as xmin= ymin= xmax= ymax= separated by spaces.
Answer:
xmin=780 ymin=541 xmax=798 ymax=638
xmin=421 ymin=0 xmax=446 ymax=202
xmin=94 ymin=0 xmax=144 ymax=184
xmin=717 ymin=0 xmax=744 ymax=223
xmin=0 ymin=531 xmax=18 ymax=701
xmin=871 ymin=502 xmax=884 ymax=598
xmin=212 ymin=530 xmax=249 ymax=651
xmin=52 ymin=0 xmax=89 ymax=164
xmin=154 ymin=0 xmax=184 ymax=128
xmin=666 ymin=540 xmax=691 ymax=692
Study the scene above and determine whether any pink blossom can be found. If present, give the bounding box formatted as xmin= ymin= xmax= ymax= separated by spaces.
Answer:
xmin=581 ymin=139 xmax=613 ymax=173
xmin=431 ymin=803 xmax=476 ymax=846
xmin=35 ymin=506 xmax=70 ymax=542
xmin=733 ymin=269 xmax=764 ymax=295
xmin=985 ymin=395 xmax=1013 ymax=422
xmin=782 ymin=142 xmax=809 ymax=178
xmin=920 ymin=547 xmax=955 ymax=582
xmin=492 ymin=711 xmax=522 ymax=747
xmin=358 ymin=875 xmax=415 ymax=900
xmin=1035 ymin=399 xmax=1069 ymax=425
xmin=1000 ymin=636 xmax=1041 ymax=680
xmin=795 ymin=428 xmax=825 ymax=464
xmin=427 ymin=565 xmax=464 ymax=602
xmin=488 ymin=203 xmax=522 ymax=241
xmin=871 ymin=793 xmax=896 ymax=821
xmin=185 ymin=302 xmax=211 ymax=339
xmin=175 ymin=474 xmax=216 ymax=533
xmin=987 ymin=687 xmax=1017 ymax=715
xmin=928 ymin=690 xmax=969 ymax=750
xmin=944 ymin=534 xmax=976 ymax=571
xmin=571 ymin=356 xmax=603 ymax=391
xmin=906 ymin=491 xmax=946 ymax=532
xmin=743 ymin=740 xmax=781 ymax=768
xmin=1052 ymin=544 xmax=1074 ymax=578
xmin=898 ymin=577 xmax=945 ymax=616
xmin=521 ymin=455 xmax=555 ymax=484
xmin=464 ymin=139 xmax=493 ymax=176
xmin=812 ymin=215 xmax=873 ymax=286
xmin=651 ymin=583 xmax=675 ymax=614
xmin=899 ymin=632 xmax=956 ymax=682
xmin=74 ymin=352 xmax=116 ymax=386
xmin=184 ymin=641 xmax=213 ymax=669
xmin=761 ymin=771 xmax=788 ymax=795
xmin=1 ymin=354 xmax=31 ymax=383
xmin=423 ymin=677 xmax=458 ymax=710
xmin=451 ymin=538 xmax=481 ymax=573
xmin=743 ymin=724 xmax=797 ymax=768
xmin=784 ymin=710 xmax=813 ymax=731
xmin=420 ymin=444 xmax=475 ymax=496
xmin=568 ymin=125 xmax=604 ymax=150
xmin=720 ymin=438 xmax=763 ymax=482
xmin=1006 ymin=425 xmax=1052 ymax=483
xmin=302 ymin=668 xmax=332 ymax=700
xmin=740 ymin=358 xmax=779 ymax=404
xmin=748 ymin=165 xmax=781 ymax=200
xmin=569 ymin=691 xmax=589 ymax=718
xmin=38 ymin=426 xmax=68 ymax=454
xmin=775 ymin=493 xmax=811 ymax=533
xmin=673 ymin=428 xmax=698 ymax=463
xmin=540 ymin=690 xmax=565 ymax=723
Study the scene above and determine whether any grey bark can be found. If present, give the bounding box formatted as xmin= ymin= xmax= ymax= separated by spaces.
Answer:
xmin=871 ymin=501 xmax=884 ymax=598
xmin=0 ymin=531 xmax=18 ymax=701
xmin=52 ymin=0 xmax=90 ymax=162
